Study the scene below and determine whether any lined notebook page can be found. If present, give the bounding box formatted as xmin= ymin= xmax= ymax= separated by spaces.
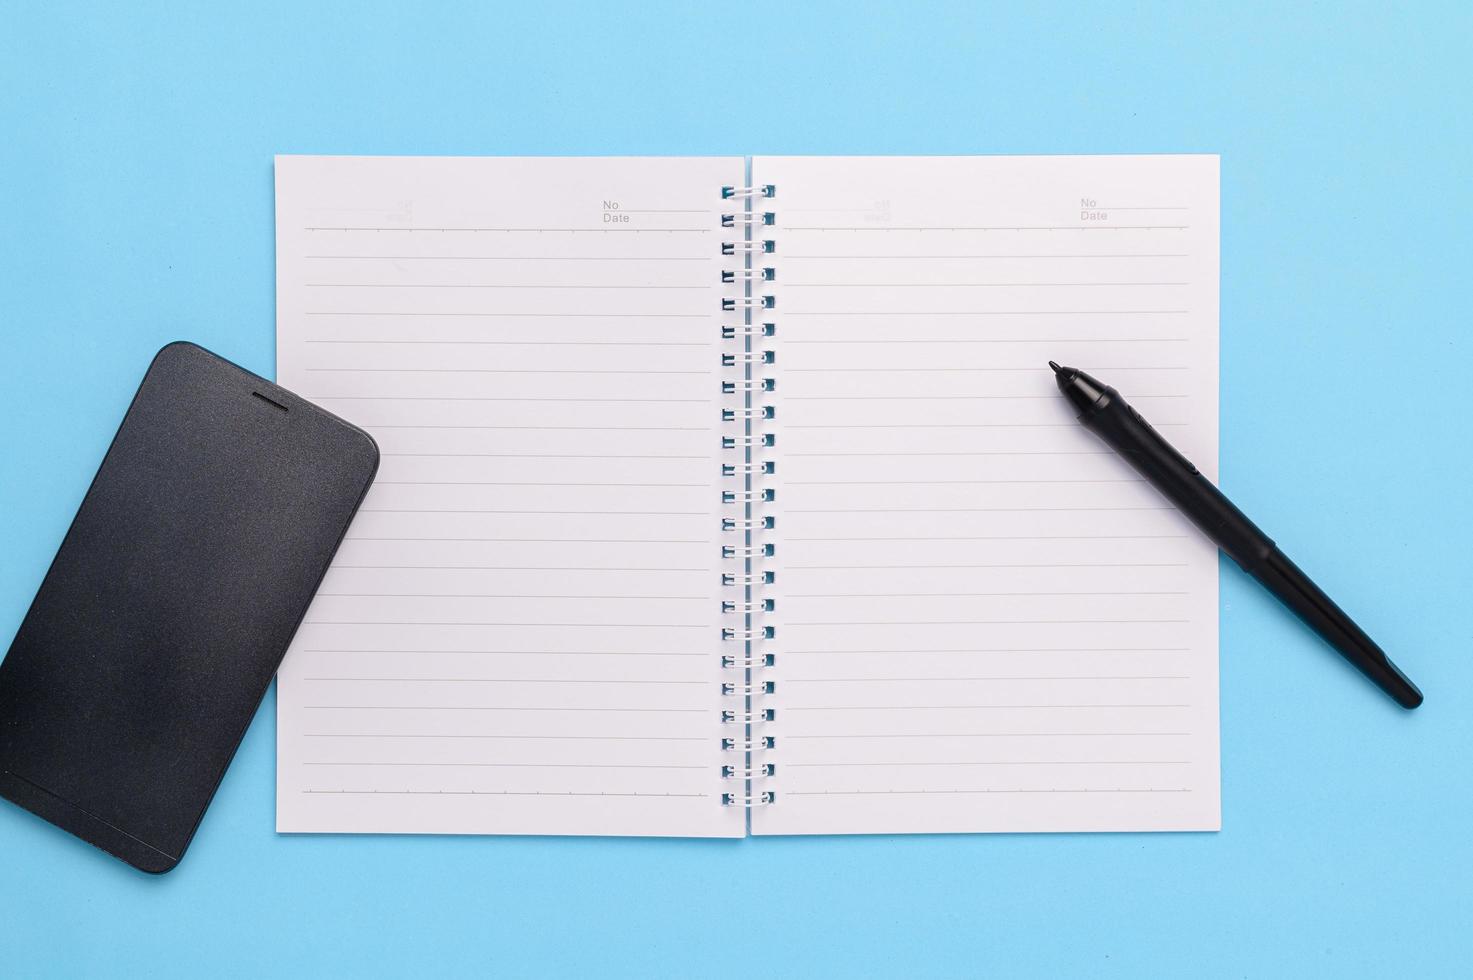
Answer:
xmin=275 ymin=156 xmax=744 ymax=837
xmin=752 ymin=155 xmax=1220 ymax=834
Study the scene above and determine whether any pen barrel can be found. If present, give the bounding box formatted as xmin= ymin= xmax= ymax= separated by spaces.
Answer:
xmin=1081 ymin=392 xmax=1274 ymax=567
xmin=1250 ymin=549 xmax=1423 ymax=708
xmin=1081 ymin=387 xmax=1423 ymax=709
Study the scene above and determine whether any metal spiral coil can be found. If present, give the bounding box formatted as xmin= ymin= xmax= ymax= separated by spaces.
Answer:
xmin=721 ymin=212 xmax=775 ymax=228
xmin=719 ymin=181 xmax=777 ymax=810
xmin=721 ymin=489 xmax=775 ymax=505
xmin=721 ymin=571 xmax=775 ymax=587
xmin=721 ymin=184 xmax=776 ymax=200
xmin=722 ymin=240 xmax=776 ymax=255
xmin=721 ymin=323 xmax=775 ymax=341
xmin=721 ymin=269 xmax=776 ymax=284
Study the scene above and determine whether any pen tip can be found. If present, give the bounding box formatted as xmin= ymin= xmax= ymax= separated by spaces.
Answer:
xmin=1048 ymin=360 xmax=1062 ymax=374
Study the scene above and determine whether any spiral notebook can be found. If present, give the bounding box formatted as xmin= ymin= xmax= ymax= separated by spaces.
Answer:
xmin=274 ymin=154 xmax=1220 ymax=837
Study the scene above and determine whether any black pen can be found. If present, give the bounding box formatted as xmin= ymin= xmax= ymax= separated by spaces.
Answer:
xmin=1049 ymin=361 xmax=1422 ymax=709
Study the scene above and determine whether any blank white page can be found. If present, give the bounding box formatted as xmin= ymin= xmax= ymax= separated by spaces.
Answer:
xmin=751 ymin=155 xmax=1220 ymax=834
xmin=275 ymin=156 xmax=744 ymax=837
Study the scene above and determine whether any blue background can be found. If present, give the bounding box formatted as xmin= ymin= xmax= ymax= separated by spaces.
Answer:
xmin=2 ymin=1 xmax=1469 ymax=976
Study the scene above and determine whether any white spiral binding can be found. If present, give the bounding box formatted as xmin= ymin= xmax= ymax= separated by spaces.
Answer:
xmin=721 ymin=571 xmax=774 ymax=587
xmin=722 ymin=354 xmax=775 ymax=369
xmin=721 ymin=297 xmax=775 ymax=311
xmin=721 ymin=184 xmax=776 ymax=199
xmin=721 ymin=520 xmax=773 ymax=534
xmin=722 ymin=407 xmax=774 ymax=422
xmin=720 ymin=181 xmax=777 ymax=811
xmin=721 ymin=435 xmax=773 ymax=449
xmin=721 ymin=490 xmax=774 ymax=505
xmin=722 ymin=240 xmax=776 ymax=255
xmin=721 ymin=599 xmax=774 ymax=613
xmin=722 ymin=212 xmax=775 ymax=228
xmin=721 ymin=324 xmax=774 ymax=341
xmin=722 ymin=544 xmax=773 ymax=560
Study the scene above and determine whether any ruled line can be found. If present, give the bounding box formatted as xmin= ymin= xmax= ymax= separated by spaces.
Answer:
xmin=303 ymin=733 xmax=707 ymax=741
xmin=786 ymin=508 xmax=1171 ymax=514
xmin=781 ymin=226 xmax=1189 ymax=231
xmin=305 ymin=226 xmax=712 ymax=233
xmin=304 ymin=677 xmax=707 ymax=684
xmin=789 ymin=480 xmax=1154 ymax=489
xmin=785 ymin=591 xmax=1187 ymax=599
xmin=783 ymin=482 xmax=1152 ymax=489
xmin=303 ymin=339 xmax=713 ymax=347
xmin=784 ymin=366 xmax=1187 ymax=373
xmin=306 ymin=283 xmax=713 ymax=289
xmin=785 ymin=534 xmax=1183 ymax=541
xmin=304 ymin=762 xmax=706 ymax=769
xmin=310 ymin=396 xmax=711 ymax=403
xmin=303 ymin=621 xmax=709 ymax=628
xmin=357 ymin=509 xmax=707 ymax=516
xmin=784 ymin=311 xmax=1189 ymax=317
xmin=329 ymin=566 xmax=711 ymax=573
xmin=784 ymin=564 xmax=1188 ymax=571
xmin=303 ymin=705 xmax=707 ymax=712
xmin=783 ymin=394 xmax=1184 ymax=401
xmin=784 ymin=648 xmax=1190 ymax=655
xmin=303 ymin=313 xmax=708 ymax=320
xmin=315 ymin=594 xmax=711 ymax=601
xmin=784 ymin=789 xmax=1191 ymax=796
xmin=785 ymin=702 xmax=1189 ymax=710
xmin=306 ymin=255 xmax=713 ymax=261
xmin=784 ymin=253 xmax=1191 ymax=259
xmin=785 ymin=619 xmax=1190 ymax=627
xmin=300 ymin=649 xmax=708 ymax=657
xmin=344 ymin=537 xmax=709 ymax=544
xmin=380 ymin=452 xmax=712 ymax=460
xmin=371 ymin=481 xmax=708 ymax=487
xmin=785 ymin=732 xmax=1192 ymax=739
xmin=363 ymin=425 xmax=710 ymax=431
xmin=787 ymin=760 xmax=1191 ymax=767
xmin=306 ymin=368 xmax=711 ymax=375
xmin=785 ymin=281 xmax=1189 ymax=287
xmin=302 ymin=790 xmax=711 ymax=797
xmin=784 ymin=423 xmax=1188 ymax=430
xmin=786 ymin=676 xmax=1188 ymax=683
xmin=783 ymin=337 xmax=1188 ymax=344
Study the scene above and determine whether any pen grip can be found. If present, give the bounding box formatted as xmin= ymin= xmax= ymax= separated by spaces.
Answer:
xmin=1082 ymin=394 xmax=1275 ymax=569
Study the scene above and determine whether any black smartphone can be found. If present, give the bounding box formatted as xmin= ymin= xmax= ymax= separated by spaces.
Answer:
xmin=0 ymin=342 xmax=378 ymax=872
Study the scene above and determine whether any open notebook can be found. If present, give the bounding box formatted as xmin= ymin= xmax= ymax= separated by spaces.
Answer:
xmin=275 ymin=154 xmax=1219 ymax=837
